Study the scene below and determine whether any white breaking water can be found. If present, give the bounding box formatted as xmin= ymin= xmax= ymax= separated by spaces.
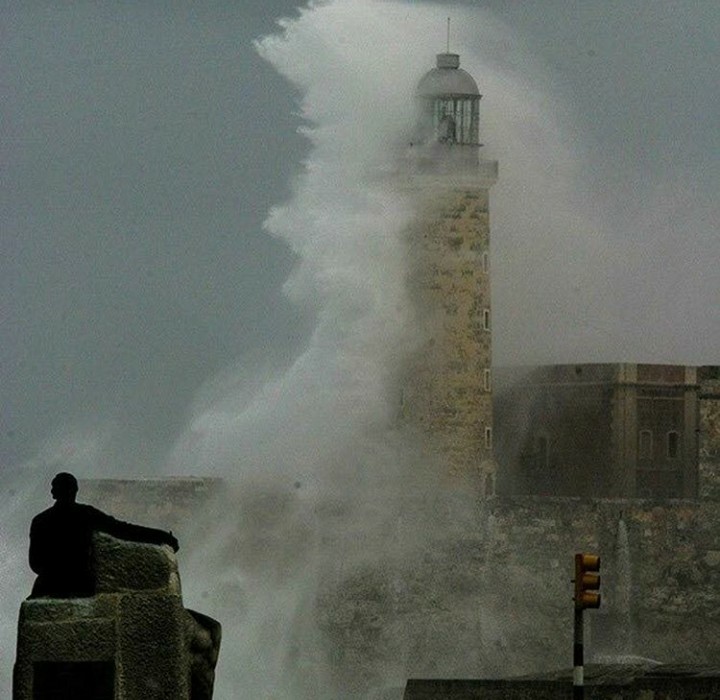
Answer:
xmin=160 ymin=2 xmax=606 ymax=697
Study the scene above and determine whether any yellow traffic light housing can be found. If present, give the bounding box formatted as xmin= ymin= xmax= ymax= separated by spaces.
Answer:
xmin=574 ymin=553 xmax=601 ymax=610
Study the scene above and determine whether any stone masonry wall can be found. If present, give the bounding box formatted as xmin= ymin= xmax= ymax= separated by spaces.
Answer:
xmin=68 ymin=474 xmax=720 ymax=696
xmin=402 ymin=185 xmax=493 ymax=480
xmin=486 ymin=496 xmax=720 ymax=663
xmin=317 ymin=491 xmax=720 ymax=695
xmin=699 ymin=377 xmax=720 ymax=500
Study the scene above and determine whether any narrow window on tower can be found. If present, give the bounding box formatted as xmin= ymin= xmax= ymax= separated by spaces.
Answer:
xmin=485 ymin=426 xmax=493 ymax=449
xmin=667 ymin=431 xmax=680 ymax=459
xmin=535 ymin=432 xmax=550 ymax=469
xmin=484 ymin=369 xmax=491 ymax=391
xmin=483 ymin=308 xmax=491 ymax=331
xmin=639 ymin=429 xmax=653 ymax=460
xmin=482 ymin=251 xmax=489 ymax=272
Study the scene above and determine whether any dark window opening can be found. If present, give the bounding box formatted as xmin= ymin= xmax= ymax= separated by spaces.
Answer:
xmin=33 ymin=661 xmax=115 ymax=700
xmin=667 ymin=431 xmax=680 ymax=459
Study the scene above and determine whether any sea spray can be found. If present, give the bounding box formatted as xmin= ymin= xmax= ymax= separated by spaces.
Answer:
xmin=616 ymin=518 xmax=634 ymax=656
xmin=165 ymin=2 xmax=609 ymax=697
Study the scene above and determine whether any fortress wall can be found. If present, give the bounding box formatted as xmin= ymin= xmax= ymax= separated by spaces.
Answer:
xmin=318 ymin=497 xmax=720 ymax=685
xmin=699 ymin=377 xmax=720 ymax=500
xmin=74 ymin=476 xmax=720 ymax=688
xmin=481 ymin=495 xmax=720 ymax=663
xmin=318 ymin=492 xmax=720 ymax=688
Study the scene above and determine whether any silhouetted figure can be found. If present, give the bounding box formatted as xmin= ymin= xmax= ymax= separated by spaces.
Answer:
xmin=29 ymin=472 xmax=180 ymax=598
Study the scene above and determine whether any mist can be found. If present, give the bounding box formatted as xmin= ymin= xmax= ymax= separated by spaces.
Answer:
xmin=3 ymin=0 xmax=720 ymax=697
xmin=3 ymin=0 xmax=720 ymax=473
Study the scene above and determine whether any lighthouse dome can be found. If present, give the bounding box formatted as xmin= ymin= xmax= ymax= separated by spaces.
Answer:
xmin=416 ymin=53 xmax=480 ymax=98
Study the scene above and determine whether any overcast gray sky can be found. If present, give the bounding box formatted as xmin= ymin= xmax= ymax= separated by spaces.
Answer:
xmin=3 ymin=0 xmax=719 ymax=474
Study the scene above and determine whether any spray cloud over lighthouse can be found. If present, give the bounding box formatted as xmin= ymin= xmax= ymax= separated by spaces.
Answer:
xmin=161 ymin=2 xmax=600 ymax=696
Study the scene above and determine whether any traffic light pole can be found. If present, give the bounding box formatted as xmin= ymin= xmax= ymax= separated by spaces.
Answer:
xmin=573 ymin=552 xmax=600 ymax=700
xmin=573 ymin=606 xmax=584 ymax=699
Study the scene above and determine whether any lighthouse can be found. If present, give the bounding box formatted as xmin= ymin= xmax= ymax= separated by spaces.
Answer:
xmin=400 ymin=50 xmax=498 ymax=494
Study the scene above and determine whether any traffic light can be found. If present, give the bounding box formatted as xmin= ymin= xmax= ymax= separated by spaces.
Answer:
xmin=574 ymin=553 xmax=601 ymax=610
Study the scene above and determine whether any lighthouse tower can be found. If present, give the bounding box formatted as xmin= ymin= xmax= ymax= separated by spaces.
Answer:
xmin=400 ymin=51 xmax=498 ymax=493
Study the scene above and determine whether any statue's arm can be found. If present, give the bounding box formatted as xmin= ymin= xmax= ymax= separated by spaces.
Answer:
xmin=91 ymin=508 xmax=179 ymax=551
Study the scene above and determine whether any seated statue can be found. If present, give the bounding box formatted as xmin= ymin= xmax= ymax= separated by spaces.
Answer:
xmin=29 ymin=472 xmax=179 ymax=598
xmin=17 ymin=472 xmax=221 ymax=700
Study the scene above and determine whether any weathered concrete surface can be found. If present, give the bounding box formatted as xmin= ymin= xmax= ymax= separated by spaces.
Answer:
xmin=404 ymin=664 xmax=720 ymax=698
xmin=14 ymin=533 xmax=220 ymax=700
xmin=94 ymin=532 xmax=182 ymax=594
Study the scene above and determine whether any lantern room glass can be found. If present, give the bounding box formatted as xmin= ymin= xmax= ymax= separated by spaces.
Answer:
xmin=432 ymin=96 xmax=480 ymax=145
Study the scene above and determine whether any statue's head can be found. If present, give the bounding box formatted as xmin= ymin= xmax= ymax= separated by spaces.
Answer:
xmin=51 ymin=472 xmax=78 ymax=503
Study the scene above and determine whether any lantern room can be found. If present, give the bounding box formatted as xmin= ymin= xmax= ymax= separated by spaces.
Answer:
xmin=416 ymin=52 xmax=481 ymax=148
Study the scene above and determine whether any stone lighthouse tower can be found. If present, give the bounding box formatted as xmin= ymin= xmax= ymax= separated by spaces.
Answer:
xmin=400 ymin=51 xmax=498 ymax=493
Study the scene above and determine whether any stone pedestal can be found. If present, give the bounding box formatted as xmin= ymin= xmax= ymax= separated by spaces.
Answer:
xmin=14 ymin=533 xmax=220 ymax=700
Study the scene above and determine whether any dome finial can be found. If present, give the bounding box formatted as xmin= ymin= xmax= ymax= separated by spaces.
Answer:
xmin=446 ymin=17 xmax=451 ymax=53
